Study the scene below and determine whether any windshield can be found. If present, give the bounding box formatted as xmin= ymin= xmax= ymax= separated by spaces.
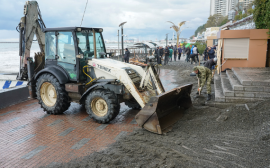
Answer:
xmin=76 ymin=30 xmax=105 ymax=58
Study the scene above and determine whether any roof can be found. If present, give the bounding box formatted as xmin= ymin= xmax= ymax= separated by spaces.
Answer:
xmin=133 ymin=42 xmax=156 ymax=48
xmin=44 ymin=27 xmax=102 ymax=32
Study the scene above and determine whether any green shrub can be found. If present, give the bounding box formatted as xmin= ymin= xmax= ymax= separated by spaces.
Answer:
xmin=253 ymin=0 xmax=270 ymax=36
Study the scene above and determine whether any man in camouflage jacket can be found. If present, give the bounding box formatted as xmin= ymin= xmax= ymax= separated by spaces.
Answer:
xmin=193 ymin=66 xmax=212 ymax=101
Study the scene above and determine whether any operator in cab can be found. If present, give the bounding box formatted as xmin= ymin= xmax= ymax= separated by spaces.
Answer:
xmin=77 ymin=38 xmax=84 ymax=54
xmin=193 ymin=66 xmax=212 ymax=101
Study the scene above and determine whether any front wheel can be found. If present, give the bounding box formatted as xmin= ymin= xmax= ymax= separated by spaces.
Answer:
xmin=85 ymin=89 xmax=120 ymax=123
xmin=36 ymin=73 xmax=70 ymax=114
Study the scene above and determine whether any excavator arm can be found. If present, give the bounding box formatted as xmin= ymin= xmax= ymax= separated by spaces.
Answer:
xmin=17 ymin=1 xmax=46 ymax=80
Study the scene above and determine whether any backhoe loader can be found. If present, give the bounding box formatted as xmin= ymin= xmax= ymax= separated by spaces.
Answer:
xmin=16 ymin=1 xmax=193 ymax=134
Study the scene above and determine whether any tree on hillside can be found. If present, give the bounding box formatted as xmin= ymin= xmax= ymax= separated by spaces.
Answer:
xmin=204 ymin=14 xmax=228 ymax=28
xmin=195 ymin=24 xmax=206 ymax=36
xmin=253 ymin=0 xmax=270 ymax=35
xmin=219 ymin=16 xmax=229 ymax=26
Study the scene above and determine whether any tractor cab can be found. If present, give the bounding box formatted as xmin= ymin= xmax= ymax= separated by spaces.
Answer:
xmin=44 ymin=27 xmax=108 ymax=82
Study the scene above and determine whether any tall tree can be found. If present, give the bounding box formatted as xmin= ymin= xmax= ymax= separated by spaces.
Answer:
xmin=167 ymin=21 xmax=186 ymax=47
xmin=253 ymin=0 xmax=270 ymax=35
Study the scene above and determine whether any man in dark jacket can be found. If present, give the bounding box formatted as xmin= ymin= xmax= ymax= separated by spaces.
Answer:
xmin=124 ymin=48 xmax=130 ymax=63
xmin=185 ymin=47 xmax=191 ymax=62
xmin=173 ymin=45 xmax=177 ymax=61
xmin=164 ymin=47 xmax=170 ymax=65
xmin=208 ymin=47 xmax=215 ymax=59
xmin=159 ymin=46 xmax=164 ymax=65
xmin=157 ymin=46 xmax=162 ymax=65
xmin=178 ymin=46 xmax=182 ymax=61
xmin=154 ymin=47 xmax=159 ymax=59
xmin=204 ymin=58 xmax=217 ymax=70
xmin=203 ymin=46 xmax=209 ymax=61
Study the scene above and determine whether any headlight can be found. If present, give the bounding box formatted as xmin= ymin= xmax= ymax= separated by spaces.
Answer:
xmin=99 ymin=29 xmax=103 ymax=32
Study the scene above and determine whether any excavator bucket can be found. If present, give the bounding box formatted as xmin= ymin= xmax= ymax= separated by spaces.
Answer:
xmin=135 ymin=84 xmax=193 ymax=134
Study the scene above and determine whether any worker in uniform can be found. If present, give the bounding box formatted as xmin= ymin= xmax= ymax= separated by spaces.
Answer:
xmin=193 ymin=66 xmax=212 ymax=101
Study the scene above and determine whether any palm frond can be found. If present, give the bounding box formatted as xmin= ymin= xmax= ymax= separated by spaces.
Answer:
xmin=171 ymin=25 xmax=179 ymax=32
xmin=178 ymin=21 xmax=186 ymax=27
xmin=167 ymin=21 xmax=176 ymax=26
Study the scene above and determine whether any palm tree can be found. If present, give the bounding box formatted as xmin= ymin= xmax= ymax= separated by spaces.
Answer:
xmin=167 ymin=21 xmax=186 ymax=47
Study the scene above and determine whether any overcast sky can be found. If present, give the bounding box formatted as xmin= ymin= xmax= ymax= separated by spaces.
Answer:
xmin=0 ymin=0 xmax=210 ymax=42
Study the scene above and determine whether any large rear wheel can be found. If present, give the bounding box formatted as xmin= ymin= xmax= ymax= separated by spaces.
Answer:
xmin=36 ymin=73 xmax=70 ymax=114
xmin=85 ymin=89 xmax=120 ymax=123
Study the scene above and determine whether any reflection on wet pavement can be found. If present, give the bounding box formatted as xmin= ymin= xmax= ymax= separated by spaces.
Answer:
xmin=0 ymin=69 xmax=177 ymax=168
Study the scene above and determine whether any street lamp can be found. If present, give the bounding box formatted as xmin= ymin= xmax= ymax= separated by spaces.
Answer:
xmin=119 ymin=21 xmax=127 ymax=61
xmin=117 ymin=30 xmax=119 ymax=60
xmin=166 ymin=33 xmax=169 ymax=47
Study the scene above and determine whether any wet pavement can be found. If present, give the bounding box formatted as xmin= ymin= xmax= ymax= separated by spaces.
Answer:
xmin=0 ymin=69 xmax=178 ymax=168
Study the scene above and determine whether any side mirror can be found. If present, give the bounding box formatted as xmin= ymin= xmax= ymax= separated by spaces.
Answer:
xmin=99 ymin=52 xmax=106 ymax=58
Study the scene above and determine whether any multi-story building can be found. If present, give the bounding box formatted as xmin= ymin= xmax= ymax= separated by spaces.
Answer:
xmin=210 ymin=0 xmax=253 ymax=16
xmin=238 ymin=0 xmax=254 ymax=10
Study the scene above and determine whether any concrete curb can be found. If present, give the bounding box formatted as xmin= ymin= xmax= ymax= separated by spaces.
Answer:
xmin=0 ymin=85 xmax=30 ymax=109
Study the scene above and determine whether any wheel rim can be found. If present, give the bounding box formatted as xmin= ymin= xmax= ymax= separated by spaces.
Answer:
xmin=91 ymin=97 xmax=108 ymax=117
xmin=40 ymin=82 xmax=57 ymax=107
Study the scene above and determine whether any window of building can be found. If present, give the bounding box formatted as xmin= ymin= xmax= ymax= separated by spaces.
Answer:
xmin=224 ymin=38 xmax=249 ymax=59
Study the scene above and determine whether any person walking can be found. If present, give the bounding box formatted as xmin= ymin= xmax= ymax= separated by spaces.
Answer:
xmin=178 ymin=46 xmax=182 ymax=61
xmin=182 ymin=45 xmax=186 ymax=57
xmin=157 ymin=47 xmax=162 ymax=65
xmin=193 ymin=45 xmax=199 ymax=62
xmin=203 ymin=46 xmax=209 ymax=61
xmin=155 ymin=47 xmax=159 ymax=63
xmin=164 ymin=47 xmax=170 ymax=65
xmin=169 ymin=47 xmax=173 ymax=62
xmin=193 ymin=66 xmax=212 ymax=101
xmin=173 ymin=45 xmax=177 ymax=61
xmin=159 ymin=46 xmax=164 ymax=65
xmin=124 ymin=48 xmax=130 ymax=63
xmin=185 ymin=46 xmax=191 ymax=62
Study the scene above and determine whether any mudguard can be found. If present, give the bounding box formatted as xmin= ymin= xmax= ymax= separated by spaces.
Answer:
xmin=35 ymin=66 xmax=69 ymax=84
xmin=79 ymin=81 xmax=109 ymax=104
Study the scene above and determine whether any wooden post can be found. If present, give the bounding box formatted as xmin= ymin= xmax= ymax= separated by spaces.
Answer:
xmin=93 ymin=29 xmax=97 ymax=59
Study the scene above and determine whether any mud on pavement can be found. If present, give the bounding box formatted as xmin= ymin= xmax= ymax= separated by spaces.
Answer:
xmin=44 ymin=60 xmax=270 ymax=168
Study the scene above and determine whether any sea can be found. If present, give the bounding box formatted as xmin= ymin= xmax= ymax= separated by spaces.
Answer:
xmin=0 ymin=42 xmax=134 ymax=73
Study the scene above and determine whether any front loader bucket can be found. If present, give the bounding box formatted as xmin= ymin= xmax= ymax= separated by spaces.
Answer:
xmin=135 ymin=84 xmax=193 ymax=134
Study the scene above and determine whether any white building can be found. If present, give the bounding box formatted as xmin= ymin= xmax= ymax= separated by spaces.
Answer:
xmin=210 ymin=0 xmax=254 ymax=16
xmin=228 ymin=10 xmax=236 ymax=20
xmin=210 ymin=0 xmax=231 ymax=16
xmin=238 ymin=0 xmax=254 ymax=10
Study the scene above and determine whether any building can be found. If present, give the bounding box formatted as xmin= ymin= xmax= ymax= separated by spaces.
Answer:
xmin=228 ymin=10 xmax=236 ymax=20
xmin=210 ymin=0 xmax=236 ymax=16
xmin=238 ymin=0 xmax=254 ymax=10
xmin=210 ymin=0 xmax=253 ymax=16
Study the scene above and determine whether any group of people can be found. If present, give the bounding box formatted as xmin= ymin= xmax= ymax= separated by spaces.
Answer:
xmin=154 ymin=45 xmax=186 ymax=66
xmin=123 ymin=43 xmax=218 ymax=101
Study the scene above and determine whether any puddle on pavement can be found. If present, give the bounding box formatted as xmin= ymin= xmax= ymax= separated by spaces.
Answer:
xmin=159 ymin=69 xmax=178 ymax=92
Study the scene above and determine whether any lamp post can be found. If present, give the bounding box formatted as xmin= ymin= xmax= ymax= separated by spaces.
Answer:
xmin=119 ymin=21 xmax=127 ymax=62
xmin=117 ymin=30 xmax=119 ymax=60
xmin=166 ymin=33 xmax=169 ymax=47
